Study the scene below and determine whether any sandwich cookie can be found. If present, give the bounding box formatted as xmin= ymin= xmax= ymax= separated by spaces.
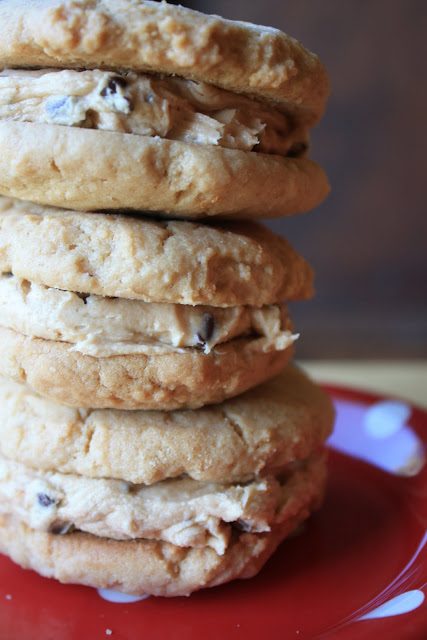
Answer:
xmin=0 ymin=456 xmax=324 ymax=597
xmin=0 ymin=456 xmax=328 ymax=597
xmin=0 ymin=0 xmax=329 ymax=217
xmin=0 ymin=198 xmax=313 ymax=409
xmin=0 ymin=364 xmax=333 ymax=595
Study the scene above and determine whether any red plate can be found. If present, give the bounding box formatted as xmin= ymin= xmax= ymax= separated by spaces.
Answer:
xmin=1 ymin=385 xmax=426 ymax=640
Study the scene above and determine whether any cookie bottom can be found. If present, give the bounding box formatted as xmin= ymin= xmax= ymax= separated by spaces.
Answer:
xmin=0 ymin=122 xmax=329 ymax=219
xmin=0 ymin=459 xmax=326 ymax=597
xmin=0 ymin=326 xmax=292 ymax=409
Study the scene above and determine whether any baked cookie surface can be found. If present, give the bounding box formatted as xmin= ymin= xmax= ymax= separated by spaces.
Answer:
xmin=0 ymin=121 xmax=328 ymax=218
xmin=0 ymin=198 xmax=313 ymax=306
xmin=0 ymin=366 xmax=334 ymax=484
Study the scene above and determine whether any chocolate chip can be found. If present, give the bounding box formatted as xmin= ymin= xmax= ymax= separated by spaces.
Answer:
xmin=196 ymin=313 xmax=215 ymax=347
xmin=231 ymin=519 xmax=253 ymax=533
xmin=100 ymin=75 xmax=128 ymax=96
xmin=287 ymin=142 xmax=308 ymax=158
xmin=37 ymin=493 xmax=56 ymax=508
xmin=76 ymin=292 xmax=89 ymax=305
xmin=49 ymin=522 xmax=75 ymax=535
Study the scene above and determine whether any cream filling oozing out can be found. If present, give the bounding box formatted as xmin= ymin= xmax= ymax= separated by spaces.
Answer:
xmin=0 ymin=68 xmax=309 ymax=157
xmin=0 ymin=456 xmax=313 ymax=554
xmin=0 ymin=274 xmax=297 ymax=356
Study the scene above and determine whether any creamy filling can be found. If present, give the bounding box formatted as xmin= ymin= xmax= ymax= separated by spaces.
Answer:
xmin=0 ymin=456 xmax=289 ymax=554
xmin=0 ymin=455 xmax=321 ymax=554
xmin=0 ymin=274 xmax=296 ymax=356
xmin=0 ymin=69 xmax=309 ymax=157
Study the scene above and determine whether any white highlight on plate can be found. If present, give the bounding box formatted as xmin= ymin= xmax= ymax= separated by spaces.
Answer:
xmin=328 ymin=398 xmax=425 ymax=475
xmin=358 ymin=590 xmax=425 ymax=620
xmin=364 ymin=401 xmax=411 ymax=438
xmin=97 ymin=588 xmax=150 ymax=603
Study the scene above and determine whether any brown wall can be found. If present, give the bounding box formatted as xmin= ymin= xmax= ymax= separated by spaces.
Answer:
xmin=187 ymin=0 xmax=427 ymax=358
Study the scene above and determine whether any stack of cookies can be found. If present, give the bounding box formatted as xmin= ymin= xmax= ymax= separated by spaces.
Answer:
xmin=0 ymin=0 xmax=334 ymax=597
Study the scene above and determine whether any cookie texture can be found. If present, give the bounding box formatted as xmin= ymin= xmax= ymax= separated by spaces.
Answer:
xmin=0 ymin=0 xmax=329 ymax=125
xmin=0 ymin=366 xmax=334 ymax=484
xmin=0 ymin=122 xmax=329 ymax=218
xmin=0 ymin=198 xmax=314 ymax=306
xmin=0 ymin=326 xmax=293 ymax=409
xmin=0 ymin=456 xmax=326 ymax=596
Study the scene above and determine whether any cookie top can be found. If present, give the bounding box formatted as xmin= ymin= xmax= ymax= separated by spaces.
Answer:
xmin=0 ymin=0 xmax=329 ymax=125
xmin=0 ymin=198 xmax=313 ymax=306
xmin=0 ymin=366 xmax=334 ymax=484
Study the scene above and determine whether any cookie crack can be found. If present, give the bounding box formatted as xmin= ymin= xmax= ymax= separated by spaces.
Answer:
xmin=158 ymin=543 xmax=187 ymax=580
xmin=221 ymin=410 xmax=247 ymax=445
xmin=49 ymin=158 xmax=61 ymax=175
xmin=159 ymin=225 xmax=174 ymax=252
xmin=82 ymin=424 xmax=95 ymax=456
xmin=17 ymin=365 xmax=27 ymax=383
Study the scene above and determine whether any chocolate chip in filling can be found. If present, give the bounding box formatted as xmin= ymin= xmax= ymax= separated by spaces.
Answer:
xmin=0 ymin=69 xmax=308 ymax=157
xmin=195 ymin=313 xmax=215 ymax=350
xmin=37 ymin=492 xmax=56 ymax=508
xmin=100 ymin=75 xmax=128 ymax=96
xmin=75 ymin=292 xmax=90 ymax=305
xmin=231 ymin=519 xmax=255 ymax=533
xmin=100 ymin=74 xmax=133 ymax=112
xmin=49 ymin=522 xmax=75 ymax=535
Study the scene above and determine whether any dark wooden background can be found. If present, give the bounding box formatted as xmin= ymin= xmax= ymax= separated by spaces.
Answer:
xmin=179 ymin=0 xmax=427 ymax=358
